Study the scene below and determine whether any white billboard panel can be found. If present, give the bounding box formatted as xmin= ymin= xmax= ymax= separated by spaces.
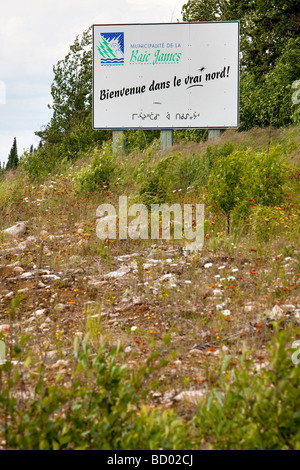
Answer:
xmin=93 ymin=22 xmax=239 ymax=129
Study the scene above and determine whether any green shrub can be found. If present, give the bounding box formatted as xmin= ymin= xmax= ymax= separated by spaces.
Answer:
xmin=139 ymin=143 xmax=236 ymax=207
xmin=207 ymin=146 xmax=286 ymax=233
xmin=139 ymin=154 xmax=181 ymax=207
xmin=193 ymin=328 xmax=300 ymax=450
xmin=125 ymin=129 xmax=160 ymax=152
xmin=75 ymin=143 xmax=117 ymax=193
xmin=21 ymin=146 xmax=65 ymax=178
xmin=1 ymin=327 xmax=299 ymax=449
xmin=240 ymin=37 xmax=300 ymax=130
xmin=250 ymin=205 xmax=280 ymax=241
xmin=0 ymin=338 xmax=188 ymax=450
xmin=174 ymin=128 xmax=207 ymax=143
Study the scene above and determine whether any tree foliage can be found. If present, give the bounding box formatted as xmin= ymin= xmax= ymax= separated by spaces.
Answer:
xmin=182 ymin=0 xmax=300 ymax=129
xmin=182 ymin=0 xmax=300 ymax=75
xmin=207 ymin=146 xmax=286 ymax=233
xmin=36 ymin=27 xmax=93 ymax=147
xmin=6 ymin=137 xmax=18 ymax=170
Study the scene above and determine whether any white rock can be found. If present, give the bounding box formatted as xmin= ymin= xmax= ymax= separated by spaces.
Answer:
xmin=17 ymin=241 xmax=27 ymax=250
xmin=41 ymin=274 xmax=60 ymax=280
xmin=3 ymin=221 xmax=27 ymax=239
xmin=189 ymin=349 xmax=204 ymax=356
xmin=268 ymin=305 xmax=284 ymax=320
xmin=35 ymin=309 xmax=47 ymax=317
xmin=37 ymin=281 xmax=47 ymax=288
xmin=45 ymin=350 xmax=58 ymax=361
xmin=281 ymin=304 xmax=295 ymax=311
xmin=50 ymin=359 xmax=69 ymax=369
xmin=5 ymin=291 xmax=14 ymax=299
xmin=204 ymin=263 xmax=213 ymax=268
xmin=7 ymin=261 xmax=21 ymax=267
xmin=104 ymin=266 xmax=131 ymax=278
xmin=244 ymin=305 xmax=254 ymax=312
xmin=17 ymin=288 xmax=29 ymax=294
xmin=40 ymin=230 xmax=49 ymax=237
xmin=13 ymin=266 xmax=24 ymax=273
xmin=174 ymin=390 xmax=206 ymax=404
xmin=20 ymin=272 xmax=34 ymax=279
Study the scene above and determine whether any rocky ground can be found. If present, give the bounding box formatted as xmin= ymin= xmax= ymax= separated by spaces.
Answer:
xmin=1 ymin=211 xmax=299 ymax=409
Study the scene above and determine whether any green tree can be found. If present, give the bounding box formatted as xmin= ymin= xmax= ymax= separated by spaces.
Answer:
xmin=182 ymin=0 xmax=300 ymax=130
xmin=182 ymin=0 xmax=300 ymax=75
xmin=207 ymin=147 xmax=285 ymax=233
xmin=6 ymin=137 xmax=18 ymax=170
xmin=36 ymin=27 xmax=93 ymax=146
xmin=240 ymin=37 xmax=300 ymax=129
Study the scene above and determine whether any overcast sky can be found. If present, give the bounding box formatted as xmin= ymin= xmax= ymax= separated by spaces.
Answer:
xmin=0 ymin=0 xmax=184 ymax=166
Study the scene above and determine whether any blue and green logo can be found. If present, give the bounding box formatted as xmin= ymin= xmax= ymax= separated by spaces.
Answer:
xmin=98 ymin=32 xmax=124 ymax=66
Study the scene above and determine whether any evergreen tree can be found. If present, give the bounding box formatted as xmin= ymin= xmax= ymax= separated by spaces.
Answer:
xmin=6 ymin=137 xmax=18 ymax=170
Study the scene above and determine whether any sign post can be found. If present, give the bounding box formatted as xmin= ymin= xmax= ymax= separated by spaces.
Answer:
xmin=112 ymin=130 xmax=126 ymax=154
xmin=161 ymin=129 xmax=174 ymax=153
xmin=93 ymin=22 xmax=239 ymax=148
xmin=208 ymin=129 xmax=221 ymax=141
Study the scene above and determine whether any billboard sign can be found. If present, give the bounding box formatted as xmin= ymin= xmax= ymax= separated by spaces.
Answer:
xmin=93 ymin=22 xmax=239 ymax=129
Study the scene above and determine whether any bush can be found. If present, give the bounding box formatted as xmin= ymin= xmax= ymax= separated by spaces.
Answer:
xmin=21 ymin=146 xmax=66 ymax=179
xmin=249 ymin=205 xmax=280 ymax=242
xmin=1 ymin=327 xmax=299 ymax=449
xmin=139 ymin=153 xmax=181 ymax=207
xmin=240 ymin=37 xmax=300 ymax=130
xmin=207 ymin=146 xmax=286 ymax=233
xmin=0 ymin=338 xmax=189 ymax=450
xmin=125 ymin=129 xmax=160 ymax=152
xmin=139 ymin=143 xmax=236 ymax=207
xmin=193 ymin=328 xmax=300 ymax=450
xmin=75 ymin=143 xmax=117 ymax=193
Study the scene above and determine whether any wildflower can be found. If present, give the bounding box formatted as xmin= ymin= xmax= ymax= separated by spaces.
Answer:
xmin=222 ymin=309 xmax=231 ymax=316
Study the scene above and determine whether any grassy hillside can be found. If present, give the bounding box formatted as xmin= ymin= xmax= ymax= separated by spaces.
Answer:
xmin=0 ymin=126 xmax=299 ymax=449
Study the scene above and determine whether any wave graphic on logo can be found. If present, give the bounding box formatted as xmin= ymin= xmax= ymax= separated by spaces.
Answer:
xmin=98 ymin=32 xmax=124 ymax=66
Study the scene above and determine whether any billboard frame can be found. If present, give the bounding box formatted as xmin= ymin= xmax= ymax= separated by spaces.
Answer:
xmin=92 ymin=22 xmax=240 ymax=130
